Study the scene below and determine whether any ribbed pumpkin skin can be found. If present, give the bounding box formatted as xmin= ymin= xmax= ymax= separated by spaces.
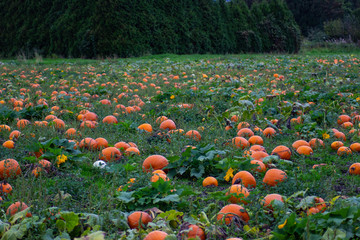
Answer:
xmin=99 ymin=147 xmax=122 ymax=162
xmin=203 ymin=177 xmax=218 ymax=187
xmin=349 ymin=163 xmax=360 ymax=175
xmin=0 ymin=159 xmax=21 ymax=179
xmin=217 ymin=204 xmax=250 ymax=224
xmin=271 ymin=145 xmax=291 ymax=160
xmin=262 ymin=194 xmax=284 ymax=209
xmin=232 ymin=171 xmax=256 ymax=188
xmin=159 ymin=119 xmax=176 ymax=130
xmin=142 ymin=155 xmax=169 ymax=172
xmin=263 ymin=169 xmax=287 ymax=186
xmin=182 ymin=224 xmax=206 ymax=240
xmin=144 ymin=230 xmax=168 ymax=240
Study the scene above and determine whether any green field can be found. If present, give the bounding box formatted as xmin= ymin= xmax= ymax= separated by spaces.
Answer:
xmin=0 ymin=53 xmax=360 ymax=239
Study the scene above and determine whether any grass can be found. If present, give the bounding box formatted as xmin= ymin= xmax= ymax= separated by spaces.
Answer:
xmin=0 ymin=51 xmax=359 ymax=239
xmin=4 ymin=42 xmax=359 ymax=65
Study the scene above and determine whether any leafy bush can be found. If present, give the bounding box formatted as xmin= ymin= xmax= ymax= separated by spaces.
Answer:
xmin=166 ymin=144 xmax=226 ymax=179
xmin=0 ymin=106 xmax=17 ymax=123
xmin=273 ymin=198 xmax=360 ymax=239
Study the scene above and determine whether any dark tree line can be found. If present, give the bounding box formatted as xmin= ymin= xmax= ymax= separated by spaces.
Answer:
xmin=0 ymin=0 xmax=300 ymax=58
xmin=285 ymin=0 xmax=360 ymax=38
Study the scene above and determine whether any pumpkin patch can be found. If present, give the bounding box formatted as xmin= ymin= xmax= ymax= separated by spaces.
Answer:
xmin=0 ymin=54 xmax=359 ymax=239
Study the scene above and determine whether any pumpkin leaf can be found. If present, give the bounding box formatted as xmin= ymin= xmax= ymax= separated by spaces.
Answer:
xmin=296 ymin=196 xmax=317 ymax=210
xmin=190 ymin=165 xmax=204 ymax=179
xmin=116 ymin=192 xmax=135 ymax=203
xmin=59 ymin=212 xmax=79 ymax=232
xmin=1 ymin=223 xmax=27 ymax=240
xmin=322 ymin=228 xmax=346 ymax=240
xmin=164 ymin=235 xmax=177 ymax=240
xmin=74 ymin=231 xmax=106 ymax=240
xmin=0 ymin=220 xmax=10 ymax=236
xmin=157 ymin=210 xmax=183 ymax=222
xmin=81 ymin=213 xmax=103 ymax=228
xmin=153 ymin=194 xmax=180 ymax=204
xmin=9 ymin=207 xmax=31 ymax=224
xmin=54 ymin=232 xmax=71 ymax=240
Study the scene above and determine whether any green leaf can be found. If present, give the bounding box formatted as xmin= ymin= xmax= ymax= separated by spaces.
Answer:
xmin=285 ymin=190 xmax=308 ymax=203
xmin=152 ymin=179 xmax=173 ymax=193
xmin=9 ymin=208 xmax=31 ymax=224
xmin=116 ymin=192 xmax=135 ymax=203
xmin=153 ymin=194 xmax=180 ymax=204
xmin=60 ymin=212 xmax=79 ymax=232
xmin=41 ymin=229 xmax=54 ymax=240
xmin=322 ymin=228 xmax=346 ymax=240
xmin=74 ymin=231 xmax=106 ymax=240
xmin=110 ymin=212 xmax=128 ymax=230
xmin=56 ymin=219 xmax=66 ymax=232
xmin=81 ymin=213 xmax=103 ymax=228
xmin=166 ymin=156 xmax=180 ymax=162
xmin=238 ymin=100 xmax=255 ymax=110
xmin=54 ymin=232 xmax=71 ymax=240
xmin=164 ymin=235 xmax=177 ymax=240
xmin=158 ymin=210 xmax=184 ymax=222
xmin=327 ymin=217 xmax=345 ymax=226
xmin=177 ymin=186 xmax=197 ymax=197
xmin=296 ymin=196 xmax=317 ymax=210
xmin=123 ymin=163 xmax=136 ymax=172
xmin=179 ymin=166 xmax=188 ymax=175
xmin=0 ymin=220 xmax=10 ymax=236
xmin=190 ymin=165 xmax=204 ymax=179
xmin=262 ymin=155 xmax=280 ymax=164
xmin=1 ymin=223 xmax=27 ymax=240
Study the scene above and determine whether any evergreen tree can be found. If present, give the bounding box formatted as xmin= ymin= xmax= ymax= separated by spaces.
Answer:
xmin=0 ymin=0 xmax=302 ymax=58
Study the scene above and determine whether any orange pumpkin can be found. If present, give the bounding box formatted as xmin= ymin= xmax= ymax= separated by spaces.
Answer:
xmin=217 ymin=204 xmax=250 ymax=224
xmin=0 ymin=159 xmax=21 ymax=179
xmin=262 ymin=193 xmax=284 ymax=209
xmin=181 ymin=224 xmax=205 ymax=240
xmin=144 ymin=231 xmax=168 ymax=240
xmin=232 ymin=171 xmax=256 ymax=188
xmin=127 ymin=211 xmax=152 ymax=229
xmin=271 ymin=145 xmax=291 ymax=160
xmin=202 ymin=176 xmax=218 ymax=187
xmin=6 ymin=202 xmax=32 ymax=217
xmin=263 ymin=169 xmax=287 ymax=187
xmin=142 ymin=155 xmax=169 ymax=172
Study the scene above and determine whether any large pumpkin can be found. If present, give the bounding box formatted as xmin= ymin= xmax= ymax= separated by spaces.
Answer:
xmin=142 ymin=155 xmax=169 ymax=172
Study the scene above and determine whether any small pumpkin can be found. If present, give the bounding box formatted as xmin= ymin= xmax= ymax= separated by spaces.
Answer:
xmin=127 ymin=211 xmax=152 ymax=229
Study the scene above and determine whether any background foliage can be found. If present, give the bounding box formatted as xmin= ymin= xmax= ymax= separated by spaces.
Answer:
xmin=0 ymin=0 xmax=301 ymax=58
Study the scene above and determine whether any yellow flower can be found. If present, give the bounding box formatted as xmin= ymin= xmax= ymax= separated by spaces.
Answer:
xmin=202 ymin=74 xmax=208 ymax=78
xmin=278 ymin=219 xmax=287 ymax=229
xmin=57 ymin=154 xmax=68 ymax=167
xmin=356 ymin=97 xmax=360 ymax=101
xmin=322 ymin=133 xmax=330 ymax=139
xmin=170 ymin=95 xmax=175 ymax=99
xmin=224 ymin=168 xmax=234 ymax=182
